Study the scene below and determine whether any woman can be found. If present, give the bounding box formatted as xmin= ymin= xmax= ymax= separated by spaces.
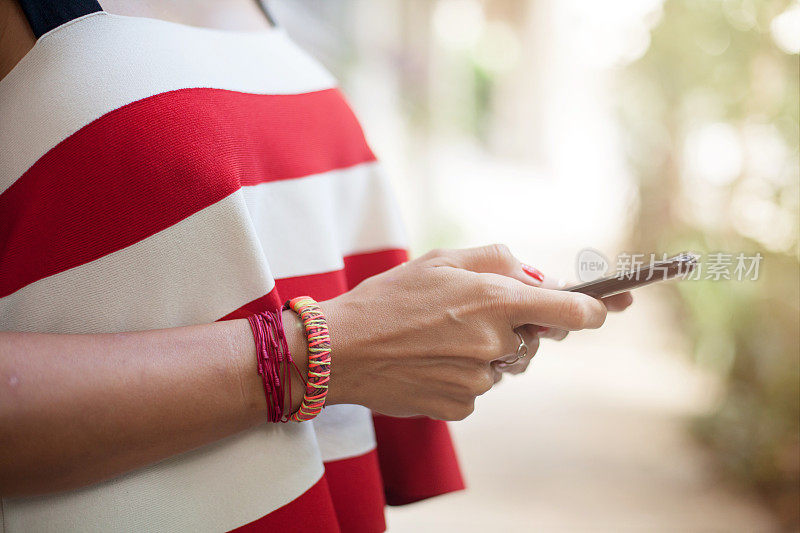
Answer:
xmin=0 ymin=0 xmax=632 ymax=531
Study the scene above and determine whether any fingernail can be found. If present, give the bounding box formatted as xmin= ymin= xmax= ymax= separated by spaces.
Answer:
xmin=538 ymin=326 xmax=550 ymax=333
xmin=521 ymin=263 xmax=545 ymax=283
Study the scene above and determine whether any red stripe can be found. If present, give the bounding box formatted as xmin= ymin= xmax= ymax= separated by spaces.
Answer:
xmin=343 ymin=249 xmax=408 ymax=288
xmin=372 ymin=415 xmax=465 ymax=506
xmin=323 ymin=450 xmax=387 ymax=533
xmin=229 ymin=474 xmax=341 ymax=533
xmin=216 ymin=271 xmax=349 ymax=322
xmin=0 ymin=88 xmax=375 ymax=298
xmin=217 ymin=249 xmax=408 ymax=321
xmin=218 ymin=291 xmax=282 ymax=321
xmin=275 ymin=269 xmax=350 ymax=304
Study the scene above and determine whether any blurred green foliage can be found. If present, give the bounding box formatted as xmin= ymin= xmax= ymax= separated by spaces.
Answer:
xmin=621 ymin=0 xmax=799 ymax=527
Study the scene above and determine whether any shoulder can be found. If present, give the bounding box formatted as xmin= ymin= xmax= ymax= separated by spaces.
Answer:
xmin=0 ymin=0 xmax=36 ymax=82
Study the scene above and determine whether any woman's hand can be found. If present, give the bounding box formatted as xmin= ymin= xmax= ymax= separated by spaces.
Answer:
xmin=320 ymin=244 xmax=609 ymax=421
xmin=536 ymin=278 xmax=633 ymax=342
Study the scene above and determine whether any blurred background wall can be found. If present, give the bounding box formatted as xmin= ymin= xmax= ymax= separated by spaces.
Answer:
xmin=270 ymin=0 xmax=799 ymax=530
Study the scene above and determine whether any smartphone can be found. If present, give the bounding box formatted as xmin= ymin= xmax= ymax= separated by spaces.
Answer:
xmin=566 ymin=252 xmax=698 ymax=299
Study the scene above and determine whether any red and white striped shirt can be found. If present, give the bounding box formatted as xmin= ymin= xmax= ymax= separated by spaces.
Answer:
xmin=0 ymin=11 xmax=463 ymax=532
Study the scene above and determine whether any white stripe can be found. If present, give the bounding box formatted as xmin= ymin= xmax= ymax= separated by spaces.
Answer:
xmin=313 ymin=405 xmax=378 ymax=462
xmin=0 ymin=163 xmax=407 ymax=333
xmin=0 ymin=192 xmax=276 ymax=334
xmin=242 ymin=161 xmax=408 ymax=279
xmin=2 ymin=424 xmax=323 ymax=533
xmin=0 ymin=11 xmax=336 ymax=193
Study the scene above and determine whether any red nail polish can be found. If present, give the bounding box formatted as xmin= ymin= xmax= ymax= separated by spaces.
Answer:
xmin=521 ymin=264 xmax=545 ymax=282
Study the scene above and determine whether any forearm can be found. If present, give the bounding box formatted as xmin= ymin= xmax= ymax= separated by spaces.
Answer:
xmin=0 ymin=313 xmax=308 ymax=497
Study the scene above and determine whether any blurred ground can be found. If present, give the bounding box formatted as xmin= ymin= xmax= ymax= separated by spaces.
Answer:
xmin=386 ymin=289 xmax=780 ymax=532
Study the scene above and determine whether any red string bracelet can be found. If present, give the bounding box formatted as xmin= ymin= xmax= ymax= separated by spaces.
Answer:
xmin=246 ymin=308 xmax=301 ymax=423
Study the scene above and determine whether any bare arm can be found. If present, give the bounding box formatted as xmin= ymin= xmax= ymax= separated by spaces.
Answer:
xmin=0 ymin=245 xmax=625 ymax=499
xmin=0 ymin=314 xmax=309 ymax=497
xmin=1 ymin=0 xmax=314 ymax=497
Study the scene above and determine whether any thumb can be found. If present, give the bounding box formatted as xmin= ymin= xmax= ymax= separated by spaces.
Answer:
xmin=426 ymin=244 xmax=548 ymax=288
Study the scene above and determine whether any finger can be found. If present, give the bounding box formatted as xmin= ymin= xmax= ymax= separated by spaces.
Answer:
xmin=493 ymin=357 xmax=528 ymax=374
xmin=520 ymin=323 xmax=540 ymax=351
xmin=540 ymin=275 xmax=567 ymax=290
xmin=602 ymin=291 xmax=633 ymax=312
xmin=433 ymin=244 xmax=545 ymax=287
xmin=492 ymin=365 xmax=503 ymax=384
xmin=505 ymin=284 xmax=608 ymax=331
xmin=499 ymin=331 xmax=539 ymax=374
xmin=501 ymin=357 xmax=530 ymax=375
xmin=493 ymin=325 xmax=539 ymax=374
xmin=495 ymin=324 xmax=538 ymax=360
xmin=519 ymin=264 xmax=546 ymax=285
xmin=538 ymin=326 xmax=568 ymax=341
xmin=493 ymin=356 xmax=527 ymax=373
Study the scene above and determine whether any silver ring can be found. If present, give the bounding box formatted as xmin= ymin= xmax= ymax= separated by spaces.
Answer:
xmin=502 ymin=330 xmax=528 ymax=365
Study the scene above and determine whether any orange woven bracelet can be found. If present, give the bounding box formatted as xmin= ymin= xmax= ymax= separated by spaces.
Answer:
xmin=282 ymin=296 xmax=331 ymax=422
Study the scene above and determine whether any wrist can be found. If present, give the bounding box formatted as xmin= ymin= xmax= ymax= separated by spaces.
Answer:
xmin=235 ymin=311 xmax=310 ymax=424
xmin=317 ymin=299 xmax=361 ymax=407
xmin=231 ymin=319 xmax=274 ymax=425
xmin=280 ymin=309 xmax=309 ymax=414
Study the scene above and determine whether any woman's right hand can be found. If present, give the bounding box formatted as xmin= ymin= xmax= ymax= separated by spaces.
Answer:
xmin=320 ymin=244 xmax=608 ymax=421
